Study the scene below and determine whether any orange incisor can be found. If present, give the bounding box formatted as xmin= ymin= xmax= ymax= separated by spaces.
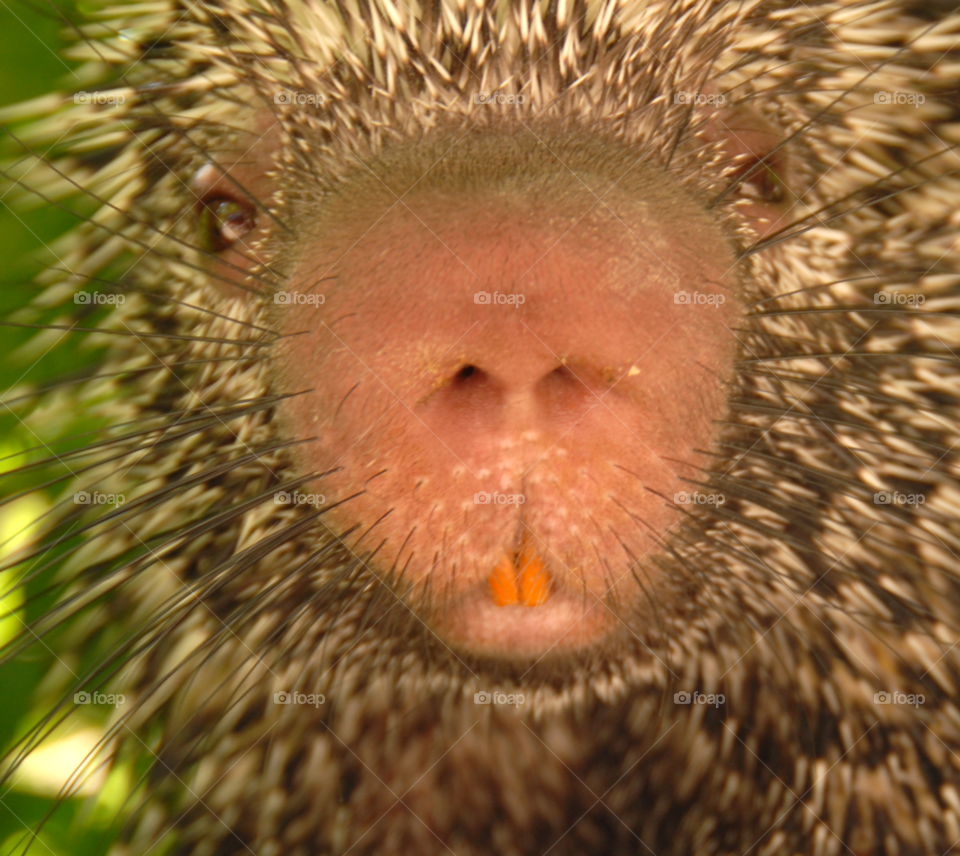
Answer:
xmin=489 ymin=539 xmax=550 ymax=607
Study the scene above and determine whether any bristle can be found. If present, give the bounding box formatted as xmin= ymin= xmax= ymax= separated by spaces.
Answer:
xmin=1 ymin=1 xmax=959 ymax=854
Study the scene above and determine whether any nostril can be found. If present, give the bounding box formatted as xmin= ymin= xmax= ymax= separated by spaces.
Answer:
xmin=537 ymin=362 xmax=597 ymax=422
xmin=539 ymin=363 xmax=582 ymax=395
xmin=429 ymin=364 xmax=503 ymax=423
xmin=450 ymin=364 xmax=491 ymax=392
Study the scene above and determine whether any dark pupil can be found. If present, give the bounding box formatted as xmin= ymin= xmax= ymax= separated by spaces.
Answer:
xmin=740 ymin=161 xmax=783 ymax=204
xmin=759 ymin=166 xmax=783 ymax=202
xmin=215 ymin=200 xmax=245 ymax=228
xmin=201 ymin=199 xmax=249 ymax=251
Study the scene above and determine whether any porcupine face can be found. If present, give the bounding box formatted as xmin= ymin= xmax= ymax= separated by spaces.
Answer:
xmin=3 ymin=0 xmax=960 ymax=855
xmin=264 ymin=130 xmax=750 ymax=658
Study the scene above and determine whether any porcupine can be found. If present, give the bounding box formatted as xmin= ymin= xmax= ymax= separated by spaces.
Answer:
xmin=1 ymin=0 xmax=960 ymax=853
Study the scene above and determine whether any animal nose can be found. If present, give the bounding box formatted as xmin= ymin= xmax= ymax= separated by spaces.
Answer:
xmin=419 ymin=342 xmax=610 ymax=445
xmin=276 ymin=179 xmax=743 ymax=656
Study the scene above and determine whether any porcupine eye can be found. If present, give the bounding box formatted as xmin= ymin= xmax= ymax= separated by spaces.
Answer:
xmin=697 ymin=102 xmax=791 ymax=233
xmin=198 ymin=195 xmax=257 ymax=252
xmin=735 ymin=156 xmax=785 ymax=203
xmin=718 ymin=127 xmax=790 ymax=212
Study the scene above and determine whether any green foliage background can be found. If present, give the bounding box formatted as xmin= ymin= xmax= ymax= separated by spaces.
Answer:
xmin=0 ymin=3 xmax=129 ymax=853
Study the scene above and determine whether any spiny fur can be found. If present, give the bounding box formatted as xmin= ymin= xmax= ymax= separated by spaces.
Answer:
xmin=2 ymin=0 xmax=960 ymax=854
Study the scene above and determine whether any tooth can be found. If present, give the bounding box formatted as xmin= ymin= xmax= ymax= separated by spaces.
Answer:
xmin=489 ymin=543 xmax=551 ymax=607
xmin=489 ymin=555 xmax=519 ymax=606
xmin=518 ymin=545 xmax=550 ymax=606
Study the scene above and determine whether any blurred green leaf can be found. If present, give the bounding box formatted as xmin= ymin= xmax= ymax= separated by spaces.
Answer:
xmin=0 ymin=3 xmax=124 ymax=854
